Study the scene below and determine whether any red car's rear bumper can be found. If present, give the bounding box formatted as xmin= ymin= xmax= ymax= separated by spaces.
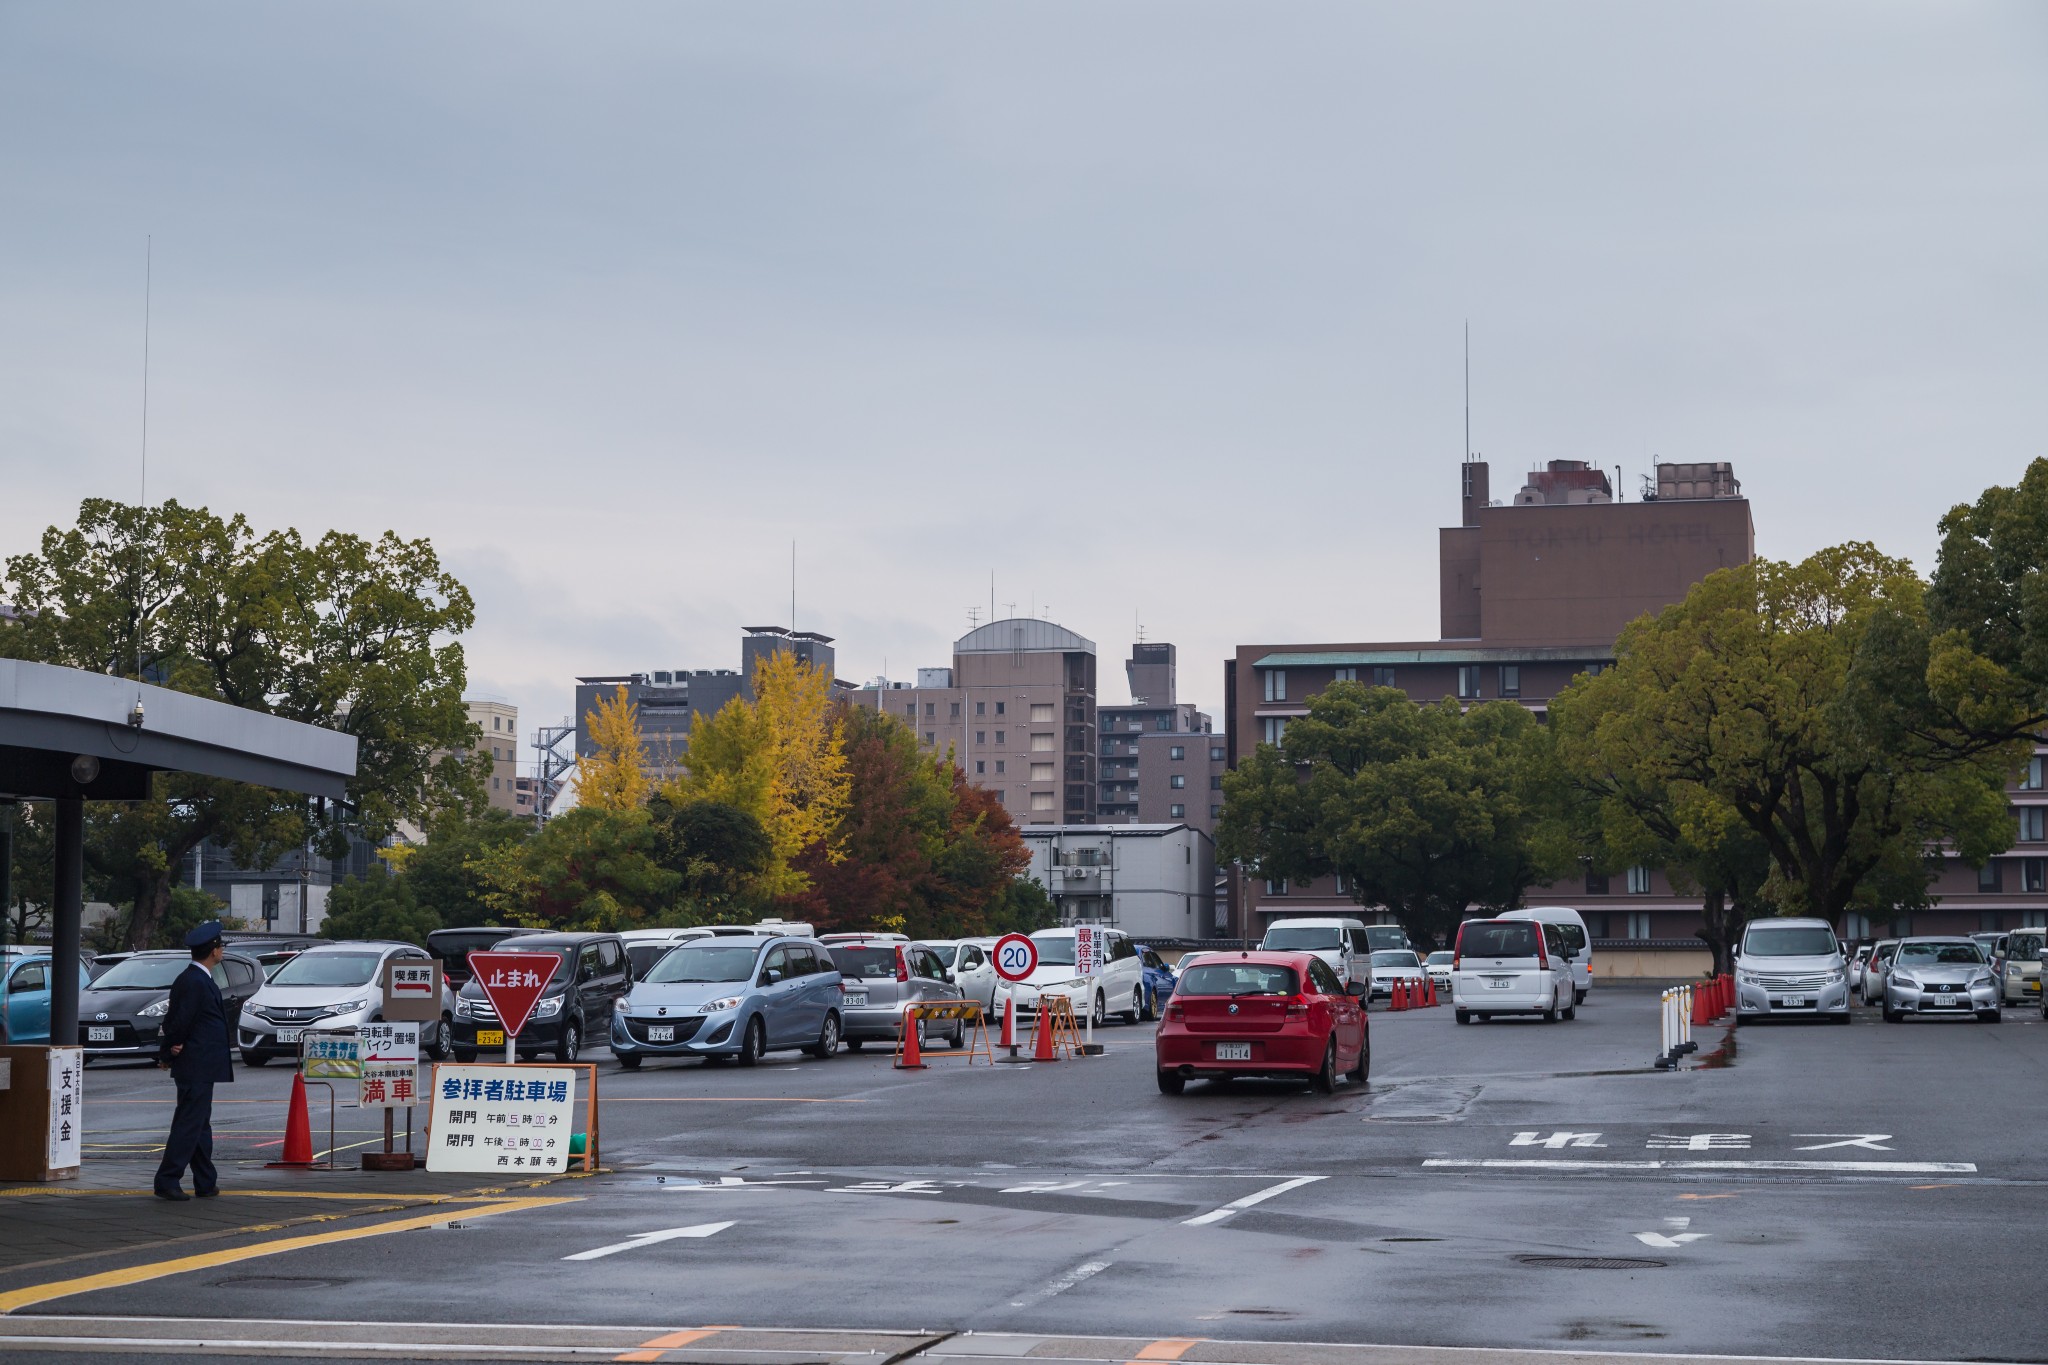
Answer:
xmin=1155 ymin=1027 xmax=1327 ymax=1073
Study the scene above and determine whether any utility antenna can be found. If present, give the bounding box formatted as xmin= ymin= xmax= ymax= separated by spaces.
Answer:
xmin=1463 ymin=319 xmax=1471 ymax=462
xmin=1001 ymin=599 xmax=1016 ymax=619
xmin=790 ymin=540 xmax=796 ymax=632
xmin=968 ymin=607 xmax=982 ymax=630
xmin=134 ymin=237 xmax=152 ymax=695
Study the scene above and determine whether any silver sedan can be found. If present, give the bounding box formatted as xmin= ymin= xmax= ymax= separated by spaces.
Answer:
xmin=1883 ymin=938 xmax=2000 ymax=1023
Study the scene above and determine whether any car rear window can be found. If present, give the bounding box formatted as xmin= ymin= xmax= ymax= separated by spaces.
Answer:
xmin=1178 ymin=963 xmax=1298 ymax=996
xmin=1743 ymin=927 xmax=1838 ymax=958
xmin=1371 ymin=951 xmax=1420 ymax=967
xmin=1458 ymin=922 xmax=1541 ymax=958
xmin=828 ymin=946 xmax=901 ymax=979
xmin=1261 ymin=926 xmax=1341 ymax=951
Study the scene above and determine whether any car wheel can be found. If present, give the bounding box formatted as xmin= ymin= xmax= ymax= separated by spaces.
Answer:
xmin=810 ymin=1011 xmax=841 ymax=1059
xmin=1092 ymin=992 xmax=1107 ymax=1030
xmin=1140 ymin=988 xmax=1157 ymax=1022
xmin=1979 ymin=1010 xmax=2002 ymax=1023
xmin=1347 ymin=1034 xmax=1370 ymax=1083
xmin=736 ymin=1016 xmax=766 ymax=1067
xmin=453 ymin=1049 xmax=477 ymax=1063
xmin=617 ymin=1053 xmax=642 ymax=1069
xmin=1562 ymin=1001 xmax=1577 ymax=1021
xmin=1575 ymin=989 xmax=1588 ymax=1006
xmin=555 ymin=1019 xmax=581 ymax=1063
xmin=949 ymin=1019 xmax=967 ymax=1049
xmin=1120 ymin=988 xmax=1141 ymax=1026
xmin=424 ymin=1017 xmax=451 ymax=1060
xmin=240 ymin=1049 xmax=269 ymax=1067
xmin=1157 ymin=1069 xmax=1186 ymax=1095
xmin=1311 ymin=1038 xmax=1337 ymax=1094
xmin=1454 ymin=1010 xmax=1471 ymax=1025
xmin=1883 ymin=1008 xmax=1903 ymax=1023
xmin=1541 ymin=1001 xmax=1559 ymax=1023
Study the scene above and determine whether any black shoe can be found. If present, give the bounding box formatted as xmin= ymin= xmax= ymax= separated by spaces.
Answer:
xmin=154 ymin=1187 xmax=191 ymax=1202
xmin=195 ymin=1188 xmax=219 ymax=1198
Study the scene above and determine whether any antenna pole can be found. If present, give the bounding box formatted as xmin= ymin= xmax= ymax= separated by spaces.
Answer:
xmin=791 ymin=540 xmax=796 ymax=632
xmin=1463 ymin=319 xmax=1470 ymax=461
xmin=137 ymin=236 xmax=152 ymax=687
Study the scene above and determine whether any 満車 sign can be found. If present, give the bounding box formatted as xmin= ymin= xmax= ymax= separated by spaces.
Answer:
xmin=426 ymin=1064 xmax=576 ymax=1174
xmin=357 ymin=1021 xmax=419 ymax=1109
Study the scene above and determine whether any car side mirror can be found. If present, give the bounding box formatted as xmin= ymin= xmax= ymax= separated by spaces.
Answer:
xmin=1347 ymin=982 xmax=1367 ymax=997
xmin=762 ymin=969 xmax=783 ymax=986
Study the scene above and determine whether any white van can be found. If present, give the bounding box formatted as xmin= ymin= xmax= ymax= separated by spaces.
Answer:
xmin=1259 ymin=917 xmax=1371 ymax=988
xmin=1451 ymin=918 xmax=1577 ymax=1024
xmin=1499 ymin=906 xmax=1592 ymax=1005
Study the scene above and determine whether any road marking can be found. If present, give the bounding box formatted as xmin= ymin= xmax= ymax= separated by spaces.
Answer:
xmin=563 ymin=1222 xmax=736 ymax=1261
xmin=0 ymin=1197 xmax=575 ymax=1314
xmin=1635 ymin=1232 xmax=1710 ymax=1247
xmin=1008 ymin=1259 xmax=1111 ymax=1309
xmin=1647 ymin=1133 xmax=1751 ymax=1150
xmin=1127 ymin=1340 xmax=1205 ymax=1361
xmin=1181 ymin=1175 xmax=1326 ymax=1226
xmin=614 ymin=1327 xmax=738 ymax=1362
xmin=1794 ymin=1134 xmax=1895 ymax=1151
xmin=1511 ymin=1131 xmax=1606 ymax=1148
xmin=1423 ymin=1159 xmax=1977 ymax=1173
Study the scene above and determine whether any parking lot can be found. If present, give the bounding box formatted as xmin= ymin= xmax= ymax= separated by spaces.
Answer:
xmin=6 ymin=981 xmax=2045 ymax=1363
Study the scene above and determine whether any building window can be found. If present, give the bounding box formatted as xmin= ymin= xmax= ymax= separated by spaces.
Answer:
xmin=1210 ymin=775 xmax=1223 ymax=790
xmin=1210 ymin=805 xmax=1222 ymax=819
xmin=924 ymin=732 xmax=936 ymax=745
xmin=1457 ymin=666 xmax=1480 ymax=700
xmin=1626 ymin=912 xmax=1653 ymax=939
xmin=1980 ymin=862 xmax=2004 ymax=892
xmin=977 ymin=701 xmax=986 ymax=716
xmin=1031 ymin=703 xmax=1055 ymax=722
xmin=1169 ymin=774 xmax=1185 ymax=789
xmin=995 ymin=731 xmax=1005 ymax=745
xmin=1583 ymin=662 xmax=1607 ymax=677
xmin=2024 ymin=756 xmax=2045 ymax=790
xmin=2021 ymin=807 xmax=2047 ymax=842
xmin=950 ymin=702 xmax=961 ymax=718
xmin=1030 ymin=791 xmax=1056 ymax=811
xmin=2027 ymin=859 xmax=2047 ymax=894
xmin=1498 ymin=665 xmax=1520 ymax=698
xmin=976 ymin=731 xmax=986 ymax=745
xmin=975 ymin=761 xmax=986 ymax=775
xmin=1211 ymin=746 xmax=1225 ymax=761
xmin=1333 ymin=667 xmax=1357 ymax=682
xmin=1170 ymin=745 xmax=1185 ymax=760
xmin=924 ymin=702 xmax=935 ymax=717
xmin=492 ymin=776 xmax=500 ymax=790
xmin=1170 ymin=804 xmax=1186 ymax=818
xmin=1585 ymin=869 xmax=1609 ymax=895
xmin=1626 ymin=865 xmax=1653 ymax=894
xmin=1157 ymin=715 xmax=1172 ymax=731
xmin=1263 ymin=670 xmax=1287 ymax=702
xmin=904 ymin=704 xmax=915 ymax=717
xmin=1265 ymin=879 xmax=1287 ymax=897
xmin=1031 ymin=762 xmax=1055 ymax=782
xmin=995 ymin=760 xmax=1005 ymax=774
xmin=1263 ymin=717 xmax=1288 ymax=745
xmin=1030 ymin=733 xmax=1055 ymax=752
xmin=1373 ymin=667 xmax=1396 ymax=687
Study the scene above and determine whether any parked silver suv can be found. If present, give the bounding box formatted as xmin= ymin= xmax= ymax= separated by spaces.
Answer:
xmin=1734 ymin=918 xmax=1849 ymax=1024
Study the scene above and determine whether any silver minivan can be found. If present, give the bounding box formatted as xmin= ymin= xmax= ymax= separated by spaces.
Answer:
xmin=1451 ymin=918 xmax=1577 ymax=1023
xmin=1734 ymin=918 xmax=1850 ymax=1023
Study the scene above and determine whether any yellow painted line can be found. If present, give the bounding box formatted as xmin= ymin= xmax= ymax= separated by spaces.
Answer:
xmin=1129 ymin=1340 xmax=1204 ymax=1362
xmin=613 ymin=1326 xmax=737 ymax=1361
xmin=0 ymin=1196 xmax=575 ymax=1314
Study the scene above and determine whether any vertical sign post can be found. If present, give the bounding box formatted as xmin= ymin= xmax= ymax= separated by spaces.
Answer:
xmin=1074 ymin=925 xmax=1101 ymax=1055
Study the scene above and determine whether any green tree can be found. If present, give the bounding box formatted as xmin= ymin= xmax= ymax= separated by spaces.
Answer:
xmin=1927 ymin=458 xmax=2048 ymax=752
xmin=405 ymin=808 xmax=534 ymax=927
xmin=480 ymin=806 xmax=678 ymax=931
xmin=320 ymin=872 xmax=442 ymax=946
xmin=1553 ymin=544 xmax=2023 ymax=929
xmin=0 ymin=500 xmax=484 ymax=948
xmin=647 ymin=796 xmax=773 ymax=917
xmin=3 ymin=803 xmax=55 ymax=945
xmin=1217 ymin=684 xmax=1568 ymax=948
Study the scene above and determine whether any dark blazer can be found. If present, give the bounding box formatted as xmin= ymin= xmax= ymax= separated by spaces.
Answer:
xmin=160 ymin=963 xmax=234 ymax=1084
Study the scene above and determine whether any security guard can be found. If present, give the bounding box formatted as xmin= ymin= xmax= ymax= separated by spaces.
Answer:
xmin=155 ymin=920 xmax=233 ymax=1200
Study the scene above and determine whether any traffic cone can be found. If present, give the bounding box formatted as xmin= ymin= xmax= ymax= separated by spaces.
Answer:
xmin=1033 ymin=1006 xmax=1059 ymax=1062
xmin=895 ymin=1013 xmax=928 ymax=1070
xmin=277 ymin=1072 xmax=313 ymax=1166
xmin=1427 ymin=976 xmax=1440 ymax=1007
xmin=1392 ymin=980 xmax=1408 ymax=1011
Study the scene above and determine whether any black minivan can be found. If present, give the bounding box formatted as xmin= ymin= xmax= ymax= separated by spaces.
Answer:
xmin=449 ymin=931 xmax=630 ymax=1063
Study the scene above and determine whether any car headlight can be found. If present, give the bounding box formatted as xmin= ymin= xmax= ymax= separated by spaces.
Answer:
xmin=532 ymin=996 xmax=564 ymax=1018
xmin=1737 ymin=973 xmax=1760 ymax=986
xmin=1971 ymin=972 xmax=1994 ymax=987
xmin=1823 ymin=969 xmax=1844 ymax=984
xmin=699 ymin=996 xmax=743 ymax=1015
xmin=1892 ymin=973 xmax=1919 ymax=989
xmin=324 ymin=998 xmax=370 ymax=1017
xmin=139 ymin=998 xmax=171 ymax=1018
xmin=456 ymin=999 xmax=482 ymax=1017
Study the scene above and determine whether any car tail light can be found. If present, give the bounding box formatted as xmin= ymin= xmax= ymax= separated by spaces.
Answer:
xmin=1164 ymin=1001 xmax=1183 ymax=1021
xmin=1534 ymin=931 xmax=1549 ymax=969
xmin=895 ymin=948 xmax=909 ymax=984
xmin=1285 ymin=995 xmax=1310 ymax=1019
xmin=1452 ymin=924 xmax=1465 ymax=970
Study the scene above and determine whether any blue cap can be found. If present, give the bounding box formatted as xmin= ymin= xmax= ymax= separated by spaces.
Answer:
xmin=184 ymin=920 xmax=224 ymax=949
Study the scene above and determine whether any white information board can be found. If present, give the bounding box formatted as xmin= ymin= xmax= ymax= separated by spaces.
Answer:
xmin=426 ymin=1065 xmax=576 ymax=1174
xmin=46 ymin=1047 xmax=82 ymax=1170
xmin=357 ymin=1022 xmax=420 ymax=1109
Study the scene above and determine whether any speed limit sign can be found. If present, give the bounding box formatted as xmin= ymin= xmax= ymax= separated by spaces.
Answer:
xmin=992 ymin=933 xmax=1039 ymax=983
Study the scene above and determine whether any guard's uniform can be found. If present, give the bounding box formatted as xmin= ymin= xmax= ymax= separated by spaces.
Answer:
xmin=155 ymin=923 xmax=233 ymax=1199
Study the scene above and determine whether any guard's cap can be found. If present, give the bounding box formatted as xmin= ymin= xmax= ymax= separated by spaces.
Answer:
xmin=184 ymin=919 xmax=224 ymax=949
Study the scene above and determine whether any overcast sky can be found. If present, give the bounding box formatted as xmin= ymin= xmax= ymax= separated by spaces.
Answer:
xmin=4 ymin=3 xmax=2044 ymax=773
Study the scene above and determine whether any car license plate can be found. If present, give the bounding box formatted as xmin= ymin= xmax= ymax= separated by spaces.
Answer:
xmin=1935 ymin=996 xmax=1965 ymax=1007
xmin=844 ymin=993 xmax=868 ymax=1008
xmin=1486 ymin=978 xmax=1513 ymax=989
xmin=477 ymin=1029 xmax=504 ymax=1045
xmin=276 ymin=1028 xmax=301 ymax=1044
xmin=648 ymin=1025 xmax=674 ymax=1042
xmin=1776 ymin=996 xmax=1806 ymax=1008
xmin=87 ymin=1026 xmax=114 ymax=1042
xmin=1215 ymin=1042 xmax=1252 ymax=1061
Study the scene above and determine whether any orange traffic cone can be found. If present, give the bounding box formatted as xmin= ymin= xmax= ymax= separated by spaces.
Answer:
xmin=1391 ymin=980 xmax=1408 ymax=1011
xmin=1424 ymin=976 xmax=1438 ymax=1007
xmin=895 ymin=1013 xmax=928 ymax=1070
xmin=275 ymin=1071 xmax=314 ymax=1166
xmin=1033 ymin=1006 xmax=1059 ymax=1062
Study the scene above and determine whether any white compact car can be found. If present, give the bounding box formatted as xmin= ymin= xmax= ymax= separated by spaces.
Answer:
xmin=1258 ymin=917 xmax=1371 ymax=988
xmin=999 ymin=927 xmax=1147 ymax=1028
xmin=1451 ymin=918 xmax=1577 ymax=1024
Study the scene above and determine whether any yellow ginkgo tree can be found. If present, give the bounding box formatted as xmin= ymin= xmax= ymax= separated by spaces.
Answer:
xmin=578 ymin=685 xmax=651 ymax=812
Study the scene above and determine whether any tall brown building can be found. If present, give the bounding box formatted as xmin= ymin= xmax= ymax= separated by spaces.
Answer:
xmin=1097 ymin=643 xmax=1228 ymax=840
xmin=1224 ymin=458 xmax=1755 ymax=941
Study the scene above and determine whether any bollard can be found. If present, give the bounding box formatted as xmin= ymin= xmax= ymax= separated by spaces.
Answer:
xmin=1654 ymin=988 xmax=1676 ymax=1069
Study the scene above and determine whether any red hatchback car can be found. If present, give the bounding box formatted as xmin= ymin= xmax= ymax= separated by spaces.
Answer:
xmin=1154 ymin=950 xmax=1368 ymax=1094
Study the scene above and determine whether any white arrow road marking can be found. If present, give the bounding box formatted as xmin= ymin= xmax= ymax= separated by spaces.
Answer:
xmin=666 ymin=1176 xmax=826 ymax=1189
xmin=1182 ymin=1176 xmax=1326 ymax=1226
xmin=1793 ymin=1134 xmax=1895 ymax=1151
xmin=1634 ymin=1231 xmax=1710 ymax=1248
xmin=562 ymin=1221 xmax=736 ymax=1261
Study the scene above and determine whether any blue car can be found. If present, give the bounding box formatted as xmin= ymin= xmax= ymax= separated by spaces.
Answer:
xmin=610 ymin=934 xmax=845 ymax=1068
xmin=1136 ymin=945 xmax=1178 ymax=1022
xmin=1 ymin=952 xmax=94 ymax=1045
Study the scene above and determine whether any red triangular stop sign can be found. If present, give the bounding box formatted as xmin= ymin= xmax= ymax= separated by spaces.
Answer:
xmin=467 ymin=951 xmax=561 ymax=1038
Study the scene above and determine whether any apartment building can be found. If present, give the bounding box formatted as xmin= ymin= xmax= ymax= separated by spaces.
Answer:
xmin=466 ymin=698 xmax=522 ymax=814
xmin=574 ymin=626 xmax=838 ymax=779
xmin=839 ymin=618 xmax=1097 ymax=824
xmin=1096 ymin=643 xmax=1229 ymax=838
xmin=1225 ymin=457 xmax=1755 ymax=942
xmin=1019 ymin=822 xmax=1217 ymax=941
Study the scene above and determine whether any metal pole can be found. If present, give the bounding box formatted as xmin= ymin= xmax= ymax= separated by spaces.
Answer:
xmin=51 ymin=797 xmax=84 ymax=1048
xmin=0 ymin=800 xmax=13 ymax=1046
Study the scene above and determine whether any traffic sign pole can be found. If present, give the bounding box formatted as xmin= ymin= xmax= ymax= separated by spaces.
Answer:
xmin=992 ymin=934 xmax=1038 ymax=1064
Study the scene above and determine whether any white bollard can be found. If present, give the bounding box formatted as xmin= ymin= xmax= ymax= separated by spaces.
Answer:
xmin=1655 ymin=988 xmax=1675 ymax=1069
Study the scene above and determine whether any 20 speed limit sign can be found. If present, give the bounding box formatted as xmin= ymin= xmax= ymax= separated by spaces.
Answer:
xmin=992 ymin=933 xmax=1039 ymax=983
